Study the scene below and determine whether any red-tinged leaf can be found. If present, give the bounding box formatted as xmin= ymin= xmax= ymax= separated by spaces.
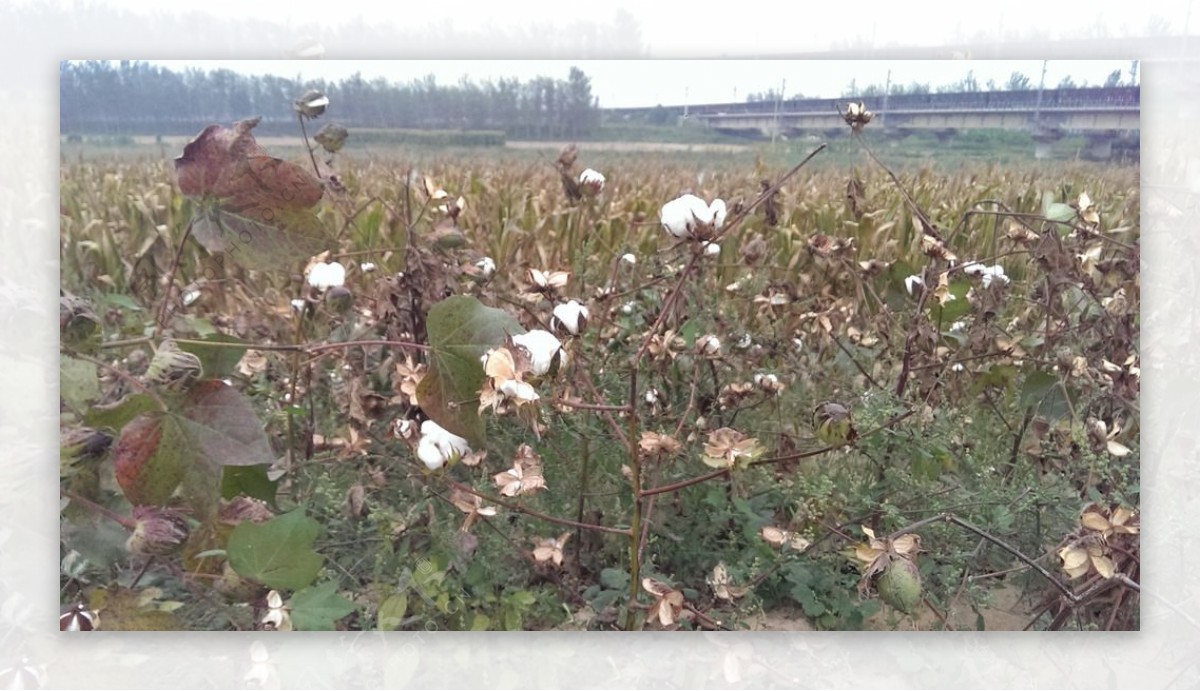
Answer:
xmin=175 ymin=118 xmax=327 ymax=269
xmin=113 ymin=413 xmax=184 ymax=506
xmin=416 ymin=296 xmax=525 ymax=446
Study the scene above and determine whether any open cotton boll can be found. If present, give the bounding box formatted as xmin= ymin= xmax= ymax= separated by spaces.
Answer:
xmin=709 ymin=198 xmax=727 ymax=229
xmin=417 ymin=419 xmax=471 ymax=470
xmin=306 ymin=261 xmax=346 ymax=290
xmin=904 ymin=275 xmax=924 ymax=295
xmin=659 ymin=194 xmax=708 ymax=238
xmin=579 ymin=168 xmax=605 ymax=195
xmin=512 ymin=329 xmax=565 ymax=376
xmin=476 ymin=256 xmax=496 ymax=279
xmin=552 ymin=300 xmax=590 ymax=335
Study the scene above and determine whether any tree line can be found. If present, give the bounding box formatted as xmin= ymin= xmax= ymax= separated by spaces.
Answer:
xmin=60 ymin=61 xmax=601 ymax=139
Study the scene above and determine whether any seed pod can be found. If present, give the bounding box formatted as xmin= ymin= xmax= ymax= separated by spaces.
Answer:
xmin=126 ymin=506 xmax=190 ymax=557
xmin=813 ymin=401 xmax=856 ymax=446
xmin=60 ymin=293 xmax=102 ymax=353
xmin=314 ymin=123 xmax=348 ymax=153
xmin=325 ymin=286 xmax=354 ymax=313
xmin=293 ymin=89 xmax=329 ymax=118
xmin=877 ymin=556 xmax=922 ymax=614
xmin=145 ymin=340 xmax=203 ymax=390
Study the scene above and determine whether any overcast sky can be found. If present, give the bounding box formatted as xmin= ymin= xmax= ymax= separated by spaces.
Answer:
xmin=150 ymin=59 xmax=1138 ymax=109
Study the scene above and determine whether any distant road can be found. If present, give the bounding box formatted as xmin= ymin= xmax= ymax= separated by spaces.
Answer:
xmin=505 ymin=141 xmax=750 ymax=153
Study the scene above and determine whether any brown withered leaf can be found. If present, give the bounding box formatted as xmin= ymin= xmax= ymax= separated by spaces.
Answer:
xmin=174 ymin=118 xmax=327 ymax=269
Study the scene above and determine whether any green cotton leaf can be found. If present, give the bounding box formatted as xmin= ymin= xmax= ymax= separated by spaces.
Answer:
xmin=1041 ymin=192 xmax=1078 ymax=232
xmin=61 ymin=356 xmax=101 ymax=414
xmin=85 ymin=393 xmax=163 ymax=432
xmin=971 ymin=364 xmax=1018 ymax=395
xmin=169 ymin=380 xmax=275 ymax=467
xmin=416 ymin=296 xmax=525 ymax=446
xmin=227 ymin=509 xmax=324 ymax=591
xmin=177 ymin=333 xmax=247 ymax=379
xmin=99 ymin=293 xmax=143 ymax=312
xmin=221 ymin=464 xmax=278 ymax=504
xmin=599 ymin=567 xmax=629 ymax=591
xmin=377 ymin=592 xmax=409 ymax=631
xmin=1020 ymin=370 xmax=1074 ymax=420
xmin=191 ymin=203 xmax=328 ymax=270
xmin=290 ymin=580 xmax=356 ymax=631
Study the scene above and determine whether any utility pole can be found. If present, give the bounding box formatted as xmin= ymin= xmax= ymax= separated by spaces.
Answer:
xmin=881 ymin=69 xmax=891 ymax=129
xmin=771 ymin=78 xmax=785 ymax=145
xmin=1034 ymin=60 xmax=1048 ymax=130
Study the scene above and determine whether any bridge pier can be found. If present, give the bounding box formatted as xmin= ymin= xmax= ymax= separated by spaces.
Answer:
xmin=1032 ymin=130 xmax=1063 ymax=160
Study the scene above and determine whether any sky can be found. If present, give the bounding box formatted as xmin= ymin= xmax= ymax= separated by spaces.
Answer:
xmin=38 ymin=0 xmax=1195 ymax=54
xmin=151 ymin=59 xmax=1139 ymax=109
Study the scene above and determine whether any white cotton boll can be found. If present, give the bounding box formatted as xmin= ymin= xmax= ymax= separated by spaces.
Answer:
xmin=962 ymin=262 xmax=985 ymax=276
xmin=709 ymin=199 xmax=727 ymax=229
xmin=980 ymin=265 xmax=1009 ymax=288
xmin=417 ymin=419 xmax=471 ymax=470
xmin=621 ymin=253 xmax=637 ymax=265
xmin=182 ymin=289 xmax=201 ymax=306
xmin=360 ymin=262 xmax=377 ymax=273
xmin=697 ymin=334 xmax=721 ymax=356
xmin=498 ymin=378 xmax=540 ymax=403
xmin=290 ymin=298 xmax=307 ymax=313
xmin=579 ymin=168 xmax=606 ymax=195
xmin=904 ymin=275 xmax=924 ymax=295
xmin=307 ymin=262 xmax=346 ymax=290
xmin=661 ymin=194 xmax=718 ymax=238
xmin=702 ymin=241 xmax=721 ymax=257
xmin=621 ymin=301 xmax=635 ymax=315
xmin=512 ymin=329 xmax=564 ymax=376
xmin=476 ymin=257 xmax=496 ymax=279
xmin=417 ymin=438 xmax=447 ymax=470
xmin=552 ymin=300 xmax=590 ymax=335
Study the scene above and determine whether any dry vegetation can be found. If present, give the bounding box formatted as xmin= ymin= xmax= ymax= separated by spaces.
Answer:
xmin=59 ymin=120 xmax=1139 ymax=631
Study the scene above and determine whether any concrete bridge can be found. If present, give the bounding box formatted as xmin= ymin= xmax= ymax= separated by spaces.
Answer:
xmin=610 ymin=86 xmax=1140 ymax=160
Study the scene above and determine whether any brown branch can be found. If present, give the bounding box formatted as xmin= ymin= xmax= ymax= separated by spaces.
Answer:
xmin=445 ymin=481 xmax=630 ymax=536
